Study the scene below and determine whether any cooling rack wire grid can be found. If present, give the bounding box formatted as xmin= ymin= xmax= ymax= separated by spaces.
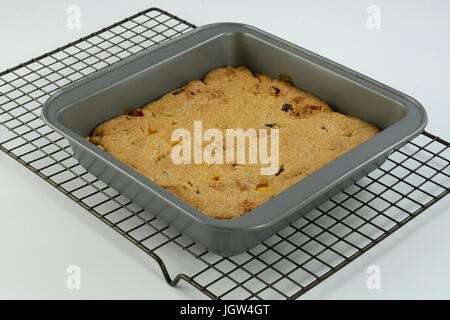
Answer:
xmin=0 ymin=8 xmax=448 ymax=300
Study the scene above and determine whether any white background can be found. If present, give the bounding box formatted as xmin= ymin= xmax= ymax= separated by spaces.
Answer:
xmin=0 ymin=0 xmax=449 ymax=299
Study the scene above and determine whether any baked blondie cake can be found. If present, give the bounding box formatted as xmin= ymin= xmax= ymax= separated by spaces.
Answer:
xmin=86 ymin=66 xmax=379 ymax=219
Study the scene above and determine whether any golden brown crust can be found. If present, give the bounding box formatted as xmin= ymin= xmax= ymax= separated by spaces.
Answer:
xmin=87 ymin=66 xmax=379 ymax=219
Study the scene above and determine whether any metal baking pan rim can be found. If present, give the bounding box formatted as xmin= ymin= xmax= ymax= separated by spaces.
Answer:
xmin=42 ymin=22 xmax=427 ymax=232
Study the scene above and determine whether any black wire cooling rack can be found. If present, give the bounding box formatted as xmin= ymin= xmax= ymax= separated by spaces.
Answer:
xmin=0 ymin=7 xmax=449 ymax=300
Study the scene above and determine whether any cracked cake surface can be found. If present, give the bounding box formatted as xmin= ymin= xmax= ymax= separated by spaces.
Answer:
xmin=86 ymin=66 xmax=379 ymax=219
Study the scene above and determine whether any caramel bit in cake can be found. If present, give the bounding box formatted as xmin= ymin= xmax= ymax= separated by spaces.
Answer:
xmin=256 ymin=182 xmax=270 ymax=191
xmin=148 ymin=127 xmax=158 ymax=135
xmin=272 ymin=86 xmax=281 ymax=97
xmin=281 ymin=103 xmax=293 ymax=113
xmin=169 ymin=138 xmax=181 ymax=146
xmin=133 ymin=109 xmax=144 ymax=116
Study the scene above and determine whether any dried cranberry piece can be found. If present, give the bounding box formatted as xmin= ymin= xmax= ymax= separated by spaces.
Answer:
xmin=281 ymin=103 xmax=293 ymax=112
xmin=272 ymin=86 xmax=281 ymax=96
xmin=275 ymin=166 xmax=285 ymax=176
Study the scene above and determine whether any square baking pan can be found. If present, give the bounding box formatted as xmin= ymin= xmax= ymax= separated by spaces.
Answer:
xmin=41 ymin=23 xmax=427 ymax=256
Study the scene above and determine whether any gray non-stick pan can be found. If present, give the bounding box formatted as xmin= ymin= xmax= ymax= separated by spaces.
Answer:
xmin=42 ymin=23 xmax=427 ymax=256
